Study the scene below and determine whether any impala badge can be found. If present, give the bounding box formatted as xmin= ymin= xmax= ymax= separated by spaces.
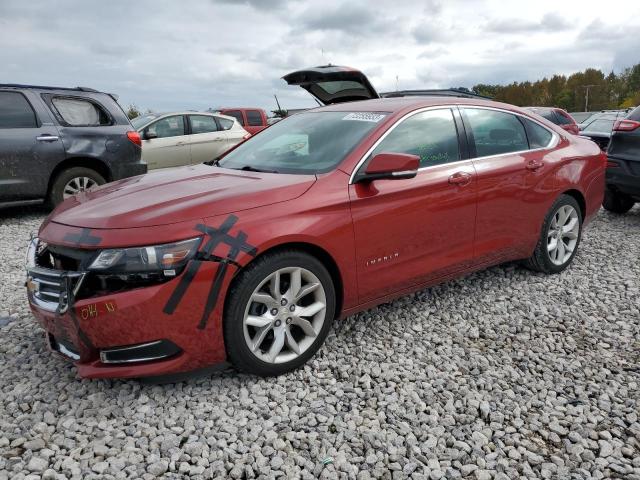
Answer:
xmin=366 ymin=252 xmax=399 ymax=267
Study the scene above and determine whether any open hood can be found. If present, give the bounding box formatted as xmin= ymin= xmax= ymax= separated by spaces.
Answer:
xmin=283 ymin=65 xmax=379 ymax=105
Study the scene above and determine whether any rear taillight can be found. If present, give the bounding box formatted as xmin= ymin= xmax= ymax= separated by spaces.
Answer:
xmin=126 ymin=131 xmax=142 ymax=147
xmin=613 ymin=119 xmax=640 ymax=132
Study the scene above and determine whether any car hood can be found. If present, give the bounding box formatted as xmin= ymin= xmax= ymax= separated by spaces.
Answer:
xmin=49 ymin=165 xmax=316 ymax=229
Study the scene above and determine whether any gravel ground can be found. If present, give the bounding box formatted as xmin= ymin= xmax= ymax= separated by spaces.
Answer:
xmin=0 ymin=206 xmax=639 ymax=480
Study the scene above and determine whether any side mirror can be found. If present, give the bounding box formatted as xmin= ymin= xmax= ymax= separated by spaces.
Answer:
xmin=356 ymin=152 xmax=420 ymax=183
xmin=143 ymin=130 xmax=158 ymax=140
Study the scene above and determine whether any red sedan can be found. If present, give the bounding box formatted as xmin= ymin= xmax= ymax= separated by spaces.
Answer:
xmin=26 ymin=85 xmax=605 ymax=378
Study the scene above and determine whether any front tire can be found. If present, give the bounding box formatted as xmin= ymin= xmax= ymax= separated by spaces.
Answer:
xmin=48 ymin=167 xmax=105 ymax=208
xmin=602 ymin=188 xmax=635 ymax=214
xmin=223 ymin=250 xmax=335 ymax=376
xmin=525 ymin=194 xmax=582 ymax=274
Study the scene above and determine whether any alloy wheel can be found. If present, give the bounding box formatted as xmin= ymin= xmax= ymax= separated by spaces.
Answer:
xmin=243 ymin=266 xmax=327 ymax=364
xmin=62 ymin=176 xmax=98 ymax=199
xmin=547 ymin=204 xmax=579 ymax=266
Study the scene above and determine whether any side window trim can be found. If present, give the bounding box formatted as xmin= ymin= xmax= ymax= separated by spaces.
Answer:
xmin=349 ymin=106 xmax=465 ymax=184
xmin=459 ymin=106 xmax=558 ymax=161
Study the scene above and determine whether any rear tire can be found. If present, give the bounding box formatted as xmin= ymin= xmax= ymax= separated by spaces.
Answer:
xmin=47 ymin=167 xmax=106 ymax=208
xmin=602 ymin=188 xmax=635 ymax=214
xmin=223 ymin=250 xmax=335 ymax=377
xmin=525 ymin=194 xmax=582 ymax=274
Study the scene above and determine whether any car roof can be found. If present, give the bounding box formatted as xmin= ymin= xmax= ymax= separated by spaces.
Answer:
xmin=314 ymin=96 xmax=526 ymax=115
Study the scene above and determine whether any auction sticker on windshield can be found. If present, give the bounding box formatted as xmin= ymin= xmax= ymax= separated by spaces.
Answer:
xmin=342 ymin=112 xmax=387 ymax=122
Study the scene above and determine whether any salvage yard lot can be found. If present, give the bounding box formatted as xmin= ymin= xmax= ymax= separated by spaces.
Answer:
xmin=1 ymin=207 xmax=639 ymax=479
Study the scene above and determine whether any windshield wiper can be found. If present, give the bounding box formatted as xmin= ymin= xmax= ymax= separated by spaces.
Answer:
xmin=238 ymin=165 xmax=279 ymax=173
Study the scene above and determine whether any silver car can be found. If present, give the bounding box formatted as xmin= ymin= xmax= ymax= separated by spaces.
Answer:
xmin=131 ymin=111 xmax=249 ymax=170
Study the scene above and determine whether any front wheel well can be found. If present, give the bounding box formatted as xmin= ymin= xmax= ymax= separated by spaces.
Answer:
xmin=562 ymin=189 xmax=586 ymax=219
xmin=233 ymin=242 xmax=344 ymax=319
xmin=47 ymin=157 xmax=112 ymax=194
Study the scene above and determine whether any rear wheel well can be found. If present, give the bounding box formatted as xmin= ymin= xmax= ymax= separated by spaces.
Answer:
xmin=562 ymin=189 xmax=586 ymax=219
xmin=47 ymin=157 xmax=112 ymax=194
xmin=232 ymin=242 xmax=344 ymax=319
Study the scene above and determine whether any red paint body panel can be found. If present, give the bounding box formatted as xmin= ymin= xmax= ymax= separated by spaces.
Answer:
xmin=29 ymin=96 xmax=605 ymax=378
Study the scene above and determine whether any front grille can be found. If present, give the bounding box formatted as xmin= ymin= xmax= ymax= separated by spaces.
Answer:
xmin=26 ymin=237 xmax=87 ymax=313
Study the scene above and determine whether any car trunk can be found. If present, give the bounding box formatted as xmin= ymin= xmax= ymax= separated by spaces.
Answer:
xmin=283 ymin=65 xmax=379 ymax=105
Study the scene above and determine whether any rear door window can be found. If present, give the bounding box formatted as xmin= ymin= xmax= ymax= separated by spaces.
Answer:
xmin=224 ymin=110 xmax=245 ymax=126
xmin=51 ymin=97 xmax=111 ymax=126
xmin=369 ymin=108 xmax=460 ymax=168
xmin=189 ymin=115 xmax=219 ymax=134
xmin=217 ymin=117 xmax=234 ymax=130
xmin=554 ymin=110 xmax=573 ymax=125
xmin=464 ymin=108 xmax=529 ymax=157
xmin=0 ymin=91 xmax=38 ymax=128
xmin=147 ymin=115 xmax=185 ymax=138
xmin=246 ymin=110 xmax=263 ymax=126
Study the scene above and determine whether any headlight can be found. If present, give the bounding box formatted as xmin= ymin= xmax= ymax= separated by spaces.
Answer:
xmin=88 ymin=238 xmax=201 ymax=276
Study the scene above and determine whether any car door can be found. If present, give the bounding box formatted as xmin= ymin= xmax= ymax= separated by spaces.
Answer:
xmin=216 ymin=115 xmax=247 ymax=150
xmin=0 ymin=90 xmax=65 ymax=202
xmin=348 ymin=107 xmax=477 ymax=303
xmin=141 ymin=115 xmax=190 ymax=169
xmin=461 ymin=107 xmax=556 ymax=265
xmin=188 ymin=114 xmax=228 ymax=164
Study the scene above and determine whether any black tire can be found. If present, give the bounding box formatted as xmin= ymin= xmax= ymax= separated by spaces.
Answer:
xmin=47 ymin=167 xmax=106 ymax=208
xmin=223 ymin=250 xmax=336 ymax=376
xmin=602 ymin=188 xmax=635 ymax=214
xmin=525 ymin=194 xmax=583 ymax=274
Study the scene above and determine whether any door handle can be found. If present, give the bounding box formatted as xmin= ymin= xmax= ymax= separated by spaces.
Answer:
xmin=213 ymin=138 xmax=225 ymax=142
xmin=175 ymin=142 xmax=186 ymax=146
xmin=526 ymin=160 xmax=544 ymax=171
xmin=448 ymin=172 xmax=472 ymax=186
xmin=36 ymin=135 xmax=59 ymax=142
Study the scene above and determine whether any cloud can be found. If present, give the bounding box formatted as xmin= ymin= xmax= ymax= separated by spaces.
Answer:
xmin=486 ymin=12 xmax=571 ymax=34
xmin=0 ymin=0 xmax=638 ymax=112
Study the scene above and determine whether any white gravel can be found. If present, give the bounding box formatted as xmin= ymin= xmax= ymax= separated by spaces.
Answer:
xmin=1 ymin=206 xmax=639 ymax=479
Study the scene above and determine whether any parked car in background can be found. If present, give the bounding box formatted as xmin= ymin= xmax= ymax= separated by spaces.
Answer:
xmin=603 ymin=106 xmax=640 ymax=213
xmin=132 ymin=112 xmax=249 ymax=170
xmin=0 ymin=84 xmax=145 ymax=208
xmin=570 ymin=111 xmax=597 ymax=124
xmin=218 ymin=108 xmax=269 ymax=135
xmin=26 ymin=66 xmax=605 ymax=379
xmin=578 ymin=111 xmax=629 ymax=151
xmin=524 ymin=107 xmax=579 ymax=135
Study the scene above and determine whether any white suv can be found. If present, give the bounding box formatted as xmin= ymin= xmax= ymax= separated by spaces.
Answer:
xmin=131 ymin=111 xmax=249 ymax=170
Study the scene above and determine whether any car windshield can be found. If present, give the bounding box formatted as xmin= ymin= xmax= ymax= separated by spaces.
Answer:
xmin=131 ymin=114 xmax=159 ymax=129
xmin=217 ymin=111 xmax=387 ymax=174
xmin=583 ymin=119 xmax=615 ymax=133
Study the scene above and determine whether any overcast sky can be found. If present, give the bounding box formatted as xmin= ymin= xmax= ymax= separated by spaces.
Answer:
xmin=1 ymin=0 xmax=639 ymax=113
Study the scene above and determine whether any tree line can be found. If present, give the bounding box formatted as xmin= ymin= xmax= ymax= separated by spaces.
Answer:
xmin=470 ymin=64 xmax=640 ymax=112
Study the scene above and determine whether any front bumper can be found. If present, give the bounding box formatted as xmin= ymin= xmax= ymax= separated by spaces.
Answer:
xmin=27 ymin=250 xmax=236 ymax=379
xmin=606 ymin=156 xmax=640 ymax=199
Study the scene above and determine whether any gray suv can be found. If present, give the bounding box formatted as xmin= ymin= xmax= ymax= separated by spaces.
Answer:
xmin=0 ymin=84 xmax=146 ymax=208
